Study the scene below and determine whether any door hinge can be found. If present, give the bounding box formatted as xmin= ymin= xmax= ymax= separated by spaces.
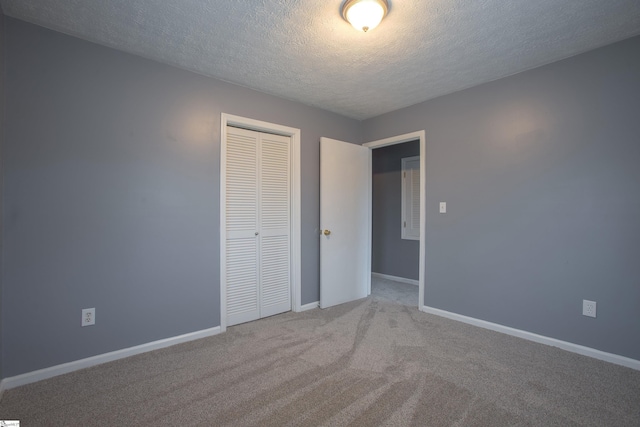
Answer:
xmin=404 ymin=221 xmax=406 ymax=227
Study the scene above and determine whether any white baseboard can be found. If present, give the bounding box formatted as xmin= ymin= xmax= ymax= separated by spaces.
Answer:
xmin=300 ymin=301 xmax=319 ymax=311
xmin=421 ymin=305 xmax=640 ymax=371
xmin=372 ymin=272 xmax=419 ymax=286
xmin=0 ymin=326 xmax=222 ymax=392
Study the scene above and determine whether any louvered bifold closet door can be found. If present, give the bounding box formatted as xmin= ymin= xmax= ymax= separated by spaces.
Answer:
xmin=226 ymin=127 xmax=260 ymax=326
xmin=225 ymin=126 xmax=292 ymax=327
xmin=259 ymin=133 xmax=291 ymax=318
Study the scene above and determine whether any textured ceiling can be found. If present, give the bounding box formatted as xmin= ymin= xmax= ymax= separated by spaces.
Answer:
xmin=2 ymin=0 xmax=640 ymax=119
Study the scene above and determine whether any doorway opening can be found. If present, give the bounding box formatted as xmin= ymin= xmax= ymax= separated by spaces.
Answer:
xmin=364 ymin=131 xmax=426 ymax=310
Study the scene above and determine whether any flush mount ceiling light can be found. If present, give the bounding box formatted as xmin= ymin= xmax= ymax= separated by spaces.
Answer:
xmin=342 ymin=0 xmax=389 ymax=33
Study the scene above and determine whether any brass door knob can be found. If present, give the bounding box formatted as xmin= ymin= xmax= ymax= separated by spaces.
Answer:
xmin=323 ymin=229 xmax=331 ymax=236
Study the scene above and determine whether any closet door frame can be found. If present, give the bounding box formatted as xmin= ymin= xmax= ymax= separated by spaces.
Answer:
xmin=220 ymin=113 xmax=301 ymax=333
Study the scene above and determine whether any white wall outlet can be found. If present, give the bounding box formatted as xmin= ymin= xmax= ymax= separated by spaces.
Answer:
xmin=582 ymin=300 xmax=596 ymax=318
xmin=82 ymin=308 xmax=96 ymax=326
xmin=439 ymin=202 xmax=447 ymax=213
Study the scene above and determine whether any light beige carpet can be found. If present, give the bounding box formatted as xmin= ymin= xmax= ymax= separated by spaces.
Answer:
xmin=1 ymin=280 xmax=638 ymax=426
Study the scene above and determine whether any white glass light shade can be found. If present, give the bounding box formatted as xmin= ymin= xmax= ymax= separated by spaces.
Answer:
xmin=342 ymin=0 xmax=389 ymax=33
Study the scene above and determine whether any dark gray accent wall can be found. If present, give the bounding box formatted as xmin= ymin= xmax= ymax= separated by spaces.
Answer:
xmin=2 ymin=18 xmax=360 ymax=377
xmin=363 ymin=36 xmax=640 ymax=361
xmin=372 ymin=141 xmax=419 ymax=280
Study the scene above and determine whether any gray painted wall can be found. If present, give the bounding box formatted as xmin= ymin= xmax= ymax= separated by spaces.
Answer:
xmin=0 ymin=7 xmax=5 ymax=381
xmin=2 ymin=18 xmax=360 ymax=377
xmin=372 ymin=141 xmax=419 ymax=280
xmin=2 ymin=16 xmax=639 ymax=379
xmin=362 ymin=36 xmax=640 ymax=361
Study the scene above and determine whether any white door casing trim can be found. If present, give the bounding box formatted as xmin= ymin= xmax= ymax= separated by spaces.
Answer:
xmin=220 ymin=113 xmax=302 ymax=333
xmin=363 ymin=131 xmax=426 ymax=309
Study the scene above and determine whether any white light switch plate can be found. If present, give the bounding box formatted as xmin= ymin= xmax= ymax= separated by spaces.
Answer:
xmin=439 ymin=202 xmax=447 ymax=213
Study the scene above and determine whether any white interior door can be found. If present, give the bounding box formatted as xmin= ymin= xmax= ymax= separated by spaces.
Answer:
xmin=320 ymin=138 xmax=371 ymax=309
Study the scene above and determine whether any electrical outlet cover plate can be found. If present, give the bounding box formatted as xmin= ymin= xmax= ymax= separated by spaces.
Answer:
xmin=582 ymin=300 xmax=596 ymax=318
xmin=82 ymin=308 xmax=96 ymax=326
